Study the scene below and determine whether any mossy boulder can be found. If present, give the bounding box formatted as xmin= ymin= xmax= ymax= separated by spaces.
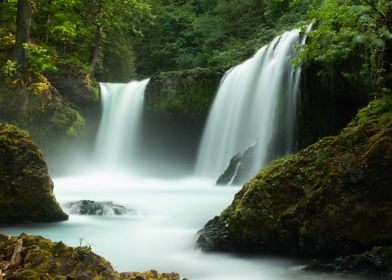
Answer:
xmin=0 ymin=76 xmax=86 ymax=146
xmin=0 ymin=234 xmax=182 ymax=280
xmin=198 ymin=96 xmax=392 ymax=258
xmin=144 ymin=67 xmax=224 ymax=122
xmin=0 ymin=233 xmax=120 ymax=279
xmin=0 ymin=123 xmax=68 ymax=223
xmin=46 ymin=70 xmax=99 ymax=109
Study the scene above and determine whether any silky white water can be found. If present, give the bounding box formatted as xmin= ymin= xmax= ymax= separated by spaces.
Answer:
xmin=1 ymin=174 xmax=364 ymax=280
xmin=95 ymin=79 xmax=149 ymax=169
xmin=195 ymin=29 xmax=304 ymax=179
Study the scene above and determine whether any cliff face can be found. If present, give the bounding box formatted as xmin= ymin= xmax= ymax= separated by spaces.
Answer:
xmin=141 ymin=68 xmax=224 ymax=172
xmin=198 ymin=96 xmax=392 ymax=259
xmin=0 ymin=123 xmax=68 ymax=223
xmin=145 ymin=67 xmax=224 ymax=123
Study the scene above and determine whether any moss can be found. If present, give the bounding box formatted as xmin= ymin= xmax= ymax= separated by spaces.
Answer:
xmin=145 ymin=67 xmax=224 ymax=122
xmin=0 ymin=234 xmax=181 ymax=280
xmin=198 ymin=96 xmax=392 ymax=258
xmin=0 ymin=76 xmax=87 ymax=148
xmin=0 ymin=123 xmax=68 ymax=223
xmin=0 ymin=234 xmax=120 ymax=280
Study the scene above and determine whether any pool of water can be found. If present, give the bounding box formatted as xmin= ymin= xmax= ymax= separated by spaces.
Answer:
xmin=0 ymin=172 xmax=364 ymax=280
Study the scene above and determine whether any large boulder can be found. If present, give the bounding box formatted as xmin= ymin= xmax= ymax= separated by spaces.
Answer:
xmin=0 ymin=234 xmax=181 ymax=280
xmin=0 ymin=123 xmax=68 ymax=223
xmin=0 ymin=234 xmax=121 ymax=280
xmin=198 ymin=96 xmax=392 ymax=258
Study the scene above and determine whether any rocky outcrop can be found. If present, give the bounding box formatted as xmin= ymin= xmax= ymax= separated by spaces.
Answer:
xmin=0 ymin=234 xmax=181 ymax=280
xmin=0 ymin=76 xmax=85 ymax=146
xmin=0 ymin=234 xmax=121 ymax=279
xmin=145 ymin=67 xmax=224 ymax=122
xmin=0 ymin=123 xmax=68 ymax=223
xmin=63 ymin=200 xmax=132 ymax=216
xmin=47 ymin=71 xmax=99 ymax=109
xmin=142 ymin=68 xmax=224 ymax=173
xmin=198 ymin=96 xmax=392 ymax=259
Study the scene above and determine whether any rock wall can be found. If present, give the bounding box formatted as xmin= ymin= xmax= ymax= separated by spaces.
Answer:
xmin=142 ymin=68 xmax=224 ymax=173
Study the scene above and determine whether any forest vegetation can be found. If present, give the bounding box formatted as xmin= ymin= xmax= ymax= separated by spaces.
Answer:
xmin=0 ymin=0 xmax=391 ymax=279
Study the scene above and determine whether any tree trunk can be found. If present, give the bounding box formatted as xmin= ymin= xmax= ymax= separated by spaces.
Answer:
xmin=90 ymin=25 xmax=102 ymax=68
xmin=15 ymin=0 xmax=33 ymax=73
xmin=44 ymin=0 xmax=52 ymax=43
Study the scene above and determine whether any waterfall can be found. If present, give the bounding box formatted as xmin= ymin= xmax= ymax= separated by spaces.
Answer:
xmin=95 ymin=79 xmax=150 ymax=169
xmin=195 ymin=28 xmax=306 ymax=182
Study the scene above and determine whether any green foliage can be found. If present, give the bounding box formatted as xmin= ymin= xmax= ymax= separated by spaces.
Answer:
xmin=23 ymin=43 xmax=57 ymax=74
xmin=2 ymin=59 xmax=18 ymax=77
xmin=133 ymin=0 xmax=310 ymax=75
xmin=297 ymin=0 xmax=392 ymax=92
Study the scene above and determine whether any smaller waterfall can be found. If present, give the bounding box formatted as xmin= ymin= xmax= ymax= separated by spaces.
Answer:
xmin=95 ymin=79 xmax=150 ymax=169
xmin=195 ymin=28 xmax=307 ymax=182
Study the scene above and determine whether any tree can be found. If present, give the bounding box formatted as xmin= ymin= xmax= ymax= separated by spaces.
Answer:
xmin=15 ymin=0 xmax=33 ymax=73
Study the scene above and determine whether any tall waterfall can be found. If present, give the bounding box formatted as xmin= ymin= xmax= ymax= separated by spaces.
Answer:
xmin=195 ymin=29 xmax=306 ymax=182
xmin=95 ymin=79 xmax=150 ymax=168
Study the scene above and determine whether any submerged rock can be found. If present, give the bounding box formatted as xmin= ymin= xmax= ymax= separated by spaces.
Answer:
xmin=198 ymin=96 xmax=392 ymax=258
xmin=0 ymin=123 xmax=68 ymax=223
xmin=63 ymin=200 xmax=131 ymax=216
xmin=0 ymin=234 xmax=182 ymax=280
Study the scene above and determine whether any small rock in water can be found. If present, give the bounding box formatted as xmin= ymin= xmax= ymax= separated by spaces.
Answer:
xmin=63 ymin=200 xmax=132 ymax=216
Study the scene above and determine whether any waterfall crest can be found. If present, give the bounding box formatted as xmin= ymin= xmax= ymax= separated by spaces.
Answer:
xmin=195 ymin=29 xmax=306 ymax=182
xmin=95 ymin=79 xmax=150 ymax=169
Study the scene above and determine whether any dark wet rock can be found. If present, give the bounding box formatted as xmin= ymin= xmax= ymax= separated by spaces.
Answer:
xmin=216 ymin=144 xmax=257 ymax=185
xmin=198 ymin=96 xmax=392 ymax=258
xmin=0 ymin=123 xmax=68 ymax=223
xmin=305 ymin=246 xmax=392 ymax=278
xmin=197 ymin=216 xmax=232 ymax=252
xmin=63 ymin=200 xmax=131 ymax=216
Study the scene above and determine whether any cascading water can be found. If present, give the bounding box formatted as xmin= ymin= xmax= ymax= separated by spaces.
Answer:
xmin=94 ymin=79 xmax=150 ymax=169
xmin=195 ymin=28 xmax=307 ymax=182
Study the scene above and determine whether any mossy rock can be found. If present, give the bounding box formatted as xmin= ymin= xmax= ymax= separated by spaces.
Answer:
xmin=0 ymin=233 xmax=120 ymax=280
xmin=46 ymin=70 xmax=100 ymax=109
xmin=198 ymin=96 xmax=392 ymax=258
xmin=0 ymin=234 xmax=182 ymax=280
xmin=0 ymin=76 xmax=86 ymax=146
xmin=0 ymin=123 xmax=68 ymax=223
xmin=144 ymin=67 xmax=224 ymax=122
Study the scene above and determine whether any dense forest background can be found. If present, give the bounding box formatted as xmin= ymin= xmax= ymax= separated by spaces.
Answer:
xmin=1 ymin=0 xmax=391 ymax=87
